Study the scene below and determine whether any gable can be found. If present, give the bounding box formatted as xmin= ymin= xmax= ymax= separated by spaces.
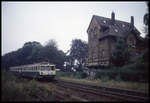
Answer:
xmin=87 ymin=16 xmax=100 ymax=35
xmin=126 ymin=33 xmax=137 ymax=47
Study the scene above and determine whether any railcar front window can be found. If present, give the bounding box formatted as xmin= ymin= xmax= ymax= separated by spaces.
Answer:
xmin=41 ymin=66 xmax=51 ymax=71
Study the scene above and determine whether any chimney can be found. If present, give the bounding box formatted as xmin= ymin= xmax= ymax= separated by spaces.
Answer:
xmin=111 ymin=12 xmax=115 ymax=22
xmin=130 ymin=16 xmax=134 ymax=27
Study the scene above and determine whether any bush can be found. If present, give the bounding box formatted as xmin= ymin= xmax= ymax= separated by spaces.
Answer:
xmin=56 ymin=71 xmax=73 ymax=77
xmin=2 ymin=72 xmax=16 ymax=83
xmin=56 ymin=71 xmax=88 ymax=79
xmin=115 ymin=74 xmax=122 ymax=82
xmin=2 ymin=71 xmax=56 ymax=101
xmin=94 ymin=63 xmax=148 ymax=82
xmin=74 ymin=72 xmax=82 ymax=79
xmin=2 ymin=72 xmax=28 ymax=101
xmin=119 ymin=63 xmax=148 ymax=82
xmin=26 ymin=79 xmax=40 ymax=97
xmin=94 ymin=67 xmax=119 ymax=80
xmin=101 ymin=75 xmax=110 ymax=82
xmin=81 ymin=72 xmax=88 ymax=78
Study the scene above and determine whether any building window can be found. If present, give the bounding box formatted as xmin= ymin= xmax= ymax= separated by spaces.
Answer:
xmin=128 ymin=38 xmax=136 ymax=48
xmin=115 ymin=29 xmax=118 ymax=32
xmin=102 ymin=49 xmax=105 ymax=56
xmin=103 ymin=20 xmax=106 ymax=23
xmin=100 ymin=49 xmax=105 ymax=58
xmin=122 ymin=24 xmax=125 ymax=27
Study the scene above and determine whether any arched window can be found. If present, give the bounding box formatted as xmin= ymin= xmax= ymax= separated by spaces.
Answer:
xmin=102 ymin=49 xmax=105 ymax=56
xmin=100 ymin=49 xmax=105 ymax=58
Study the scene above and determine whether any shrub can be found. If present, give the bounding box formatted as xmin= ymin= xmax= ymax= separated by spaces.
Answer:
xmin=56 ymin=71 xmax=73 ymax=77
xmin=81 ymin=72 xmax=88 ymax=78
xmin=119 ymin=63 xmax=148 ymax=82
xmin=94 ymin=67 xmax=120 ymax=80
xmin=2 ymin=72 xmax=16 ymax=83
xmin=94 ymin=64 xmax=148 ymax=82
xmin=2 ymin=71 xmax=56 ymax=101
xmin=26 ymin=79 xmax=40 ymax=97
xmin=94 ymin=71 xmax=101 ymax=79
xmin=57 ymin=71 xmax=88 ymax=79
xmin=74 ymin=72 xmax=82 ymax=79
xmin=115 ymin=74 xmax=122 ymax=82
xmin=101 ymin=75 xmax=109 ymax=82
xmin=2 ymin=75 xmax=27 ymax=101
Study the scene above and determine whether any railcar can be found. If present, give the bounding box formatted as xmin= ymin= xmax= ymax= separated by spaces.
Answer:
xmin=9 ymin=62 xmax=56 ymax=79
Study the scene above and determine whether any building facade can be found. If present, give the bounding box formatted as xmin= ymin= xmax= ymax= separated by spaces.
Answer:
xmin=86 ymin=12 xmax=142 ymax=68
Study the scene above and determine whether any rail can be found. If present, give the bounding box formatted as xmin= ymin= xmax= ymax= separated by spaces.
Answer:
xmin=56 ymin=79 xmax=149 ymax=101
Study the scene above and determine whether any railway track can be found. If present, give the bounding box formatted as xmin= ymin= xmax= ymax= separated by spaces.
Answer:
xmin=55 ymin=79 xmax=149 ymax=102
xmin=15 ymin=77 xmax=148 ymax=101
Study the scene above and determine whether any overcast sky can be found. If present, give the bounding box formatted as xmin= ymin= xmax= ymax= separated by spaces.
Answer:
xmin=2 ymin=1 xmax=147 ymax=56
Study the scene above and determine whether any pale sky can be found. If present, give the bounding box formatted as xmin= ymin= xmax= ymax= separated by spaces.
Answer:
xmin=2 ymin=1 xmax=147 ymax=56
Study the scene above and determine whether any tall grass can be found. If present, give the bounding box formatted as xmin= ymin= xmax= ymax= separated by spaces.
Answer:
xmin=2 ymin=71 xmax=56 ymax=101
xmin=56 ymin=71 xmax=87 ymax=79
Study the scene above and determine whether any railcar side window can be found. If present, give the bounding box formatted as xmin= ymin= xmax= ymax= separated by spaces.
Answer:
xmin=47 ymin=66 xmax=51 ymax=70
xmin=51 ymin=66 xmax=55 ymax=70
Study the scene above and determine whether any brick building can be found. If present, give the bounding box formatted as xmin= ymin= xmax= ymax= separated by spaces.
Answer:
xmin=86 ymin=12 xmax=143 ymax=68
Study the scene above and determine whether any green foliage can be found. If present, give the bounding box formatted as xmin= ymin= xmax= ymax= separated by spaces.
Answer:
xmin=56 ymin=71 xmax=73 ymax=77
xmin=74 ymin=72 xmax=82 ymax=78
xmin=94 ymin=61 xmax=148 ymax=82
xmin=2 ymin=72 xmax=28 ymax=101
xmin=99 ymin=75 xmax=109 ymax=82
xmin=143 ymin=2 xmax=149 ymax=43
xmin=73 ymin=72 xmax=87 ymax=79
xmin=2 ymin=40 xmax=66 ymax=70
xmin=2 ymin=71 xmax=55 ymax=101
xmin=25 ymin=79 xmax=40 ymax=97
xmin=2 ymin=72 xmax=16 ymax=83
xmin=95 ymin=67 xmax=119 ymax=80
xmin=67 ymin=39 xmax=88 ymax=71
xmin=56 ymin=71 xmax=88 ymax=79
xmin=115 ymin=74 xmax=122 ymax=82
xmin=143 ymin=2 xmax=149 ymax=26
xmin=44 ymin=39 xmax=58 ymax=49
xmin=81 ymin=72 xmax=88 ymax=78
xmin=111 ymin=38 xmax=131 ymax=67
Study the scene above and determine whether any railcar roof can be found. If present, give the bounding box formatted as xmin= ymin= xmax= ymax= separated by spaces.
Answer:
xmin=10 ymin=62 xmax=55 ymax=68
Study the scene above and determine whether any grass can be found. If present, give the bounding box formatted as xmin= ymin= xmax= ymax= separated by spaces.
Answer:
xmin=56 ymin=69 xmax=148 ymax=93
xmin=57 ymin=76 xmax=149 ymax=93
xmin=2 ymin=71 xmax=56 ymax=101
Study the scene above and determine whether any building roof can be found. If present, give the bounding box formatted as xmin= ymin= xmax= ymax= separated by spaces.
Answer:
xmin=88 ymin=14 xmax=141 ymax=40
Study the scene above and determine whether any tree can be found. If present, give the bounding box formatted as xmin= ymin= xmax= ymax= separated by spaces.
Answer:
xmin=111 ymin=38 xmax=131 ymax=67
xmin=21 ymin=41 xmax=43 ymax=64
xmin=44 ymin=39 xmax=58 ymax=49
xmin=68 ymin=39 xmax=88 ymax=71
xmin=2 ymin=40 xmax=66 ymax=70
xmin=143 ymin=2 xmax=149 ymax=39
xmin=142 ymin=2 xmax=149 ymax=64
xmin=39 ymin=39 xmax=65 ymax=69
